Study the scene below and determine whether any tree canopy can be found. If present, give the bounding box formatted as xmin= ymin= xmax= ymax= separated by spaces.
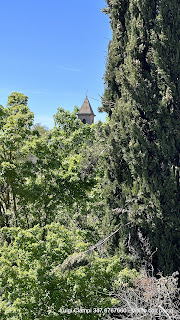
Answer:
xmin=1 ymin=1 xmax=180 ymax=317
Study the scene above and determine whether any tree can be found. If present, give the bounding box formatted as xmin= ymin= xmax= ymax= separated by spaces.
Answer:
xmin=0 ymin=223 xmax=123 ymax=320
xmin=0 ymin=95 xmax=98 ymax=229
xmin=16 ymin=106 xmax=97 ymax=229
xmin=0 ymin=92 xmax=34 ymax=228
xmin=100 ymin=0 xmax=129 ymax=117
xmin=102 ymin=0 xmax=180 ymax=274
xmin=7 ymin=92 xmax=28 ymax=106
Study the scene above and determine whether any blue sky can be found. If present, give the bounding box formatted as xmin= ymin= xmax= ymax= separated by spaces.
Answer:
xmin=0 ymin=0 xmax=111 ymax=128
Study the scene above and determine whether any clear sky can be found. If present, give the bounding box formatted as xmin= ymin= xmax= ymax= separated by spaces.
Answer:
xmin=0 ymin=0 xmax=111 ymax=128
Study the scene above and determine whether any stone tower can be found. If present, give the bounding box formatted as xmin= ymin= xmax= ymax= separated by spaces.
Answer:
xmin=78 ymin=96 xmax=95 ymax=124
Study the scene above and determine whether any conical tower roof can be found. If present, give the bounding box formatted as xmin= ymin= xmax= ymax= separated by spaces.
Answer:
xmin=78 ymin=96 xmax=95 ymax=115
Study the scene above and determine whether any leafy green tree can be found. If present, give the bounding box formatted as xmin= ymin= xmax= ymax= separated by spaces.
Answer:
xmin=0 ymin=95 xmax=98 ymax=229
xmin=0 ymin=92 xmax=34 ymax=227
xmin=18 ymin=106 xmax=97 ymax=228
xmin=7 ymin=92 xmax=29 ymax=106
xmin=0 ymin=223 xmax=124 ymax=320
xmin=102 ymin=0 xmax=180 ymax=274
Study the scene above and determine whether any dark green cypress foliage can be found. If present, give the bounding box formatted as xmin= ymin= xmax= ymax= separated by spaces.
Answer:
xmin=100 ymin=0 xmax=129 ymax=116
xmin=103 ymin=0 xmax=180 ymax=274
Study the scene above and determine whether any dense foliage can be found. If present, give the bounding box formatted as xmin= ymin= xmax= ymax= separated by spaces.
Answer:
xmin=0 ymin=224 xmax=125 ymax=319
xmin=1 ymin=1 xmax=180 ymax=318
xmin=101 ymin=0 xmax=180 ymax=275
xmin=0 ymin=92 xmax=132 ymax=319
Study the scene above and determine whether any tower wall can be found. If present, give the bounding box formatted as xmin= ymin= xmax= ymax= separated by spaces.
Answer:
xmin=78 ymin=113 xmax=94 ymax=125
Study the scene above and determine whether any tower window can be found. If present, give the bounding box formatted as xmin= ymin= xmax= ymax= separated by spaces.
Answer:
xmin=82 ymin=119 xmax=86 ymax=124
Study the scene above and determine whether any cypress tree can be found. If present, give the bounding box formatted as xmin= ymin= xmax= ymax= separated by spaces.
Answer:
xmin=101 ymin=0 xmax=130 ymax=116
xmin=102 ymin=0 xmax=180 ymax=274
